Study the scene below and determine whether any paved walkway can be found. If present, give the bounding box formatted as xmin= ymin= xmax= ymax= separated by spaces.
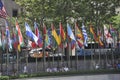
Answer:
xmin=13 ymin=74 xmax=120 ymax=80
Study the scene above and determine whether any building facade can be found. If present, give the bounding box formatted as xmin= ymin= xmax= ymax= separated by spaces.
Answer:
xmin=0 ymin=0 xmax=21 ymax=27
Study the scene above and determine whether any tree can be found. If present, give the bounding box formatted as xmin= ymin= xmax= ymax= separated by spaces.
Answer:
xmin=14 ymin=0 xmax=120 ymax=28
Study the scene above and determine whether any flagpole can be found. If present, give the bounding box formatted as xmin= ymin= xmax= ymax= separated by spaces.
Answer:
xmin=97 ymin=26 xmax=101 ymax=69
xmin=5 ymin=19 xmax=9 ymax=75
xmin=35 ymin=54 xmax=38 ymax=73
xmin=16 ymin=48 xmax=19 ymax=75
xmin=59 ymin=21 xmax=63 ymax=71
xmin=34 ymin=19 xmax=38 ymax=73
xmin=0 ymin=30 xmax=3 ymax=75
xmin=6 ymin=39 xmax=9 ymax=75
xmin=42 ymin=22 xmax=46 ymax=72
xmin=66 ymin=22 xmax=71 ymax=69
xmin=91 ymin=36 xmax=94 ymax=70
xmin=74 ymin=21 xmax=78 ymax=70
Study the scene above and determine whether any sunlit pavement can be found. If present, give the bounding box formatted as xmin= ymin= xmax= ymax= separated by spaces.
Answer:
xmin=13 ymin=74 xmax=120 ymax=80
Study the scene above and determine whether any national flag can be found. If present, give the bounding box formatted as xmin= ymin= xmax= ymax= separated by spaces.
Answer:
xmin=34 ymin=22 xmax=43 ymax=48
xmin=89 ymin=24 xmax=98 ymax=42
xmin=51 ymin=23 xmax=61 ymax=46
xmin=47 ymin=29 xmax=54 ymax=49
xmin=104 ymin=25 xmax=114 ymax=44
xmin=0 ymin=0 xmax=7 ymax=18
xmin=43 ymin=23 xmax=50 ymax=48
xmin=12 ymin=28 xmax=19 ymax=50
xmin=75 ymin=22 xmax=84 ymax=48
xmin=109 ymin=24 xmax=117 ymax=47
xmin=25 ymin=22 xmax=38 ymax=44
xmin=16 ymin=20 xmax=24 ymax=46
xmin=45 ymin=30 xmax=51 ymax=49
xmin=109 ymin=24 xmax=116 ymax=37
xmin=59 ymin=22 xmax=66 ymax=41
xmin=82 ymin=23 xmax=88 ymax=47
xmin=5 ymin=21 xmax=12 ymax=51
xmin=67 ymin=23 xmax=76 ymax=49
xmin=97 ymin=28 xmax=104 ymax=47
xmin=67 ymin=23 xmax=76 ymax=41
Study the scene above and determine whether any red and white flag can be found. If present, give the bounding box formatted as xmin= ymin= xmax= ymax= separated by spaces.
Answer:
xmin=104 ymin=25 xmax=113 ymax=44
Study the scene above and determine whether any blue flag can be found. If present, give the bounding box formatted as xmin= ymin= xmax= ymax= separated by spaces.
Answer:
xmin=5 ymin=21 xmax=12 ymax=51
xmin=0 ymin=0 xmax=7 ymax=18
xmin=25 ymin=22 xmax=38 ymax=44
xmin=67 ymin=23 xmax=76 ymax=41
xmin=82 ymin=24 xmax=88 ymax=47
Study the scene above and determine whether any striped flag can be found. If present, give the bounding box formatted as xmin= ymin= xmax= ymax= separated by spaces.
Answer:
xmin=104 ymin=25 xmax=113 ymax=44
xmin=67 ymin=23 xmax=76 ymax=49
xmin=25 ymin=22 xmax=38 ymax=44
xmin=51 ymin=23 xmax=61 ymax=46
xmin=89 ymin=24 xmax=98 ymax=42
xmin=59 ymin=22 xmax=66 ymax=41
xmin=5 ymin=21 xmax=12 ymax=51
xmin=82 ymin=23 xmax=88 ymax=47
xmin=34 ymin=22 xmax=43 ymax=48
xmin=109 ymin=24 xmax=117 ymax=47
xmin=0 ymin=0 xmax=7 ymax=18
xmin=67 ymin=23 xmax=76 ymax=41
xmin=75 ymin=22 xmax=84 ymax=48
xmin=12 ymin=28 xmax=19 ymax=51
xmin=110 ymin=24 xmax=116 ymax=37
xmin=97 ymin=28 xmax=104 ymax=47
xmin=15 ymin=20 xmax=24 ymax=51
xmin=16 ymin=20 xmax=24 ymax=46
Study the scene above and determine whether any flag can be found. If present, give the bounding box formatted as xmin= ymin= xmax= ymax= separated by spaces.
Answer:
xmin=45 ymin=30 xmax=51 ymax=49
xmin=25 ymin=22 xmax=38 ymax=44
xmin=75 ymin=22 xmax=83 ymax=48
xmin=51 ymin=23 xmax=61 ymax=46
xmin=43 ymin=23 xmax=50 ymax=48
xmin=82 ymin=23 xmax=88 ymax=47
xmin=16 ymin=21 xmax=24 ymax=51
xmin=89 ymin=24 xmax=98 ymax=42
xmin=34 ymin=22 xmax=43 ymax=48
xmin=109 ymin=24 xmax=117 ymax=47
xmin=12 ymin=28 xmax=17 ymax=49
xmin=5 ymin=21 xmax=12 ymax=51
xmin=0 ymin=0 xmax=7 ymax=18
xmin=67 ymin=23 xmax=76 ymax=41
xmin=110 ymin=24 xmax=116 ymax=37
xmin=67 ymin=23 xmax=76 ymax=49
xmin=97 ymin=28 xmax=104 ymax=47
xmin=104 ymin=25 xmax=113 ymax=44
xmin=59 ymin=22 xmax=66 ymax=41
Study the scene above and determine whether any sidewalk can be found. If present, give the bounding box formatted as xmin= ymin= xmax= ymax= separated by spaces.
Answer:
xmin=13 ymin=74 xmax=120 ymax=80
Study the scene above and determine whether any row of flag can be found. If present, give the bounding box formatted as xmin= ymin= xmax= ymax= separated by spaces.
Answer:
xmin=0 ymin=0 xmax=118 ymax=52
xmin=0 ymin=18 xmax=118 ymax=53
xmin=30 ymin=22 xmax=117 ymax=49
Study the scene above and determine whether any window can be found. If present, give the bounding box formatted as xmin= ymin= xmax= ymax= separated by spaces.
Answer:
xmin=12 ymin=9 xmax=18 ymax=17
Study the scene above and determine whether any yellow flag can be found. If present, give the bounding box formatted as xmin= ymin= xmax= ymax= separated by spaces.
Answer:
xmin=51 ymin=24 xmax=61 ymax=46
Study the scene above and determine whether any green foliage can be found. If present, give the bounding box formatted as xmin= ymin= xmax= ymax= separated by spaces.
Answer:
xmin=0 ymin=76 xmax=9 ymax=80
xmin=111 ymin=14 xmax=120 ymax=32
xmin=14 ymin=0 xmax=120 ymax=29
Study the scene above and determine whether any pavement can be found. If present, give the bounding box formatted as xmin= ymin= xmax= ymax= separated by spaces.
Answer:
xmin=13 ymin=74 xmax=120 ymax=80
